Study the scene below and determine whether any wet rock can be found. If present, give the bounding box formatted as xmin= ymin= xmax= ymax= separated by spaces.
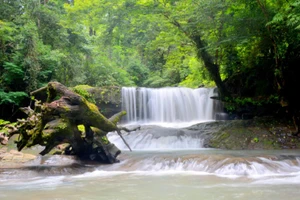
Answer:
xmin=0 ymin=147 xmax=37 ymax=168
xmin=194 ymin=116 xmax=300 ymax=150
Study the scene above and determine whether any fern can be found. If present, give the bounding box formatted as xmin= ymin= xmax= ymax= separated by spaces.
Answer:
xmin=2 ymin=62 xmax=24 ymax=85
xmin=0 ymin=91 xmax=28 ymax=106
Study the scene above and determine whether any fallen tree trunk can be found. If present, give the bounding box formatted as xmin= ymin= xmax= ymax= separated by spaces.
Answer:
xmin=5 ymin=81 xmax=130 ymax=164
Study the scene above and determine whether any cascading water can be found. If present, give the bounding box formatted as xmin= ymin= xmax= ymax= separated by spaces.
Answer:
xmin=97 ymin=152 xmax=300 ymax=178
xmin=108 ymin=125 xmax=206 ymax=150
xmin=112 ymin=87 xmax=222 ymax=150
xmin=3 ymin=89 xmax=300 ymax=200
xmin=121 ymin=87 xmax=222 ymax=125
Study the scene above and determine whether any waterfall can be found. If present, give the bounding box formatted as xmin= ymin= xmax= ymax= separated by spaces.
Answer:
xmin=107 ymin=125 xmax=206 ymax=150
xmin=121 ymin=87 xmax=222 ymax=125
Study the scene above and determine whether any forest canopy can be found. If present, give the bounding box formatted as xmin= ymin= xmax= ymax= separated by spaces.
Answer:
xmin=1 ymin=0 xmax=300 ymax=129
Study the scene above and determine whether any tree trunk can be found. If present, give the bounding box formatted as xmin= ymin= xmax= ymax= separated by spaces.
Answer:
xmin=7 ymin=82 xmax=129 ymax=164
xmin=165 ymin=15 xmax=229 ymax=98
xmin=190 ymin=35 xmax=229 ymax=98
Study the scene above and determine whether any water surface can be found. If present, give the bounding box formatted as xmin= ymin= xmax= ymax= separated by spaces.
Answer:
xmin=1 ymin=149 xmax=300 ymax=200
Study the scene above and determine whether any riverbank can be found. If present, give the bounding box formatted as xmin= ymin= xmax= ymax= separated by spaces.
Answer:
xmin=0 ymin=147 xmax=37 ymax=168
xmin=200 ymin=116 xmax=300 ymax=150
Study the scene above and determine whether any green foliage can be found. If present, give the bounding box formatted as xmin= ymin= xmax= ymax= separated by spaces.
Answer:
xmin=0 ymin=119 xmax=11 ymax=137
xmin=224 ymin=95 xmax=280 ymax=113
xmin=0 ymin=20 xmax=17 ymax=44
xmin=2 ymin=62 xmax=24 ymax=86
xmin=0 ymin=91 xmax=28 ymax=106
xmin=143 ymin=74 xmax=171 ymax=88
xmin=0 ymin=0 xmax=299 ymax=120
xmin=179 ymin=58 xmax=215 ymax=88
xmin=0 ymin=119 xmax=10 ymax=126
xmin=125 ymin=63 xmax=149 ymax=86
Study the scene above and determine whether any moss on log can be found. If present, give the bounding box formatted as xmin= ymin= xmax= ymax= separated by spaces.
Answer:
xmin=5 ymin=81 xmax=129 ymax=164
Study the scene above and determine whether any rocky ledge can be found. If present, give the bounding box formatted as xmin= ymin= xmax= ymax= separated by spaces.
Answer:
xmin=188 ymin=116 xmax=300 ymax=150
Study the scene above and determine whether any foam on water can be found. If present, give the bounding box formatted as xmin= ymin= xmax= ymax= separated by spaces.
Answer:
xmin=63 ymin=153 xmax=300 ymax=181
xmin=252 ymin=174 xmax=300 ymax=184
xmin=108 ymin=123 xmax=209 ymax=150
xmin=0 ymin=176 xmax=66 ymax=189
xmin=108 ymin=132 xmax=205 ymax=150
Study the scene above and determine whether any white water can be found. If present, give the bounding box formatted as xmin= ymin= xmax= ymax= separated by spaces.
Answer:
xmin=1 ymin=87 xmax=300 ymax=199
xmin=1 ymin=150 xmax=300 ymax=200
xmin=2 ymin=127 xmax=300 ymax=200
xmin=107 ymin=126 xmax=300 ymax=179
xmin=121 ymin=87 xmax=221 ymax=126
xmin=108 ymin=124 xmax=206 ymax=150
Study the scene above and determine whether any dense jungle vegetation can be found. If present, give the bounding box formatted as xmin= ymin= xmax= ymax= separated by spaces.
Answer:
xmin=0 ymin=0 xmax=300 ymax=133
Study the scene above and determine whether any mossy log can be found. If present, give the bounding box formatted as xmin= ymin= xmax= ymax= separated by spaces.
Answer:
xmin=6 ymin=81 xmax=130 ymax=164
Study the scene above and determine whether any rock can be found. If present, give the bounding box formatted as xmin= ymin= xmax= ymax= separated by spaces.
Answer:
xmin=199 ymin=116 xmax=300 ymax=150
xmin=87 ymin=86 xmax=122 ymax=118
xmin=0 ymin=147 xmax=37 ymax=168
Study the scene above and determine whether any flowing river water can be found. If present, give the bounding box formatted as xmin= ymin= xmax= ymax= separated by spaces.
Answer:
xmin=1 ymin=147 xmax=300 ymax=200
xmin=1 ymin=124 xmax=300 ymax=200
xmin=1 ymin=87 xmax=300 ymax=199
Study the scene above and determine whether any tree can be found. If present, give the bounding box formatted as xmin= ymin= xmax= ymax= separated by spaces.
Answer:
xmin=3 ymin=82 xmax=130 ymax=163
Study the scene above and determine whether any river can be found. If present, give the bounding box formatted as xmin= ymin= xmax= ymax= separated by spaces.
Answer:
xmin=1 ymin=129 xmax=300 ymax=200
xmin=1 ymin=87 xmax=300 ymax=199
